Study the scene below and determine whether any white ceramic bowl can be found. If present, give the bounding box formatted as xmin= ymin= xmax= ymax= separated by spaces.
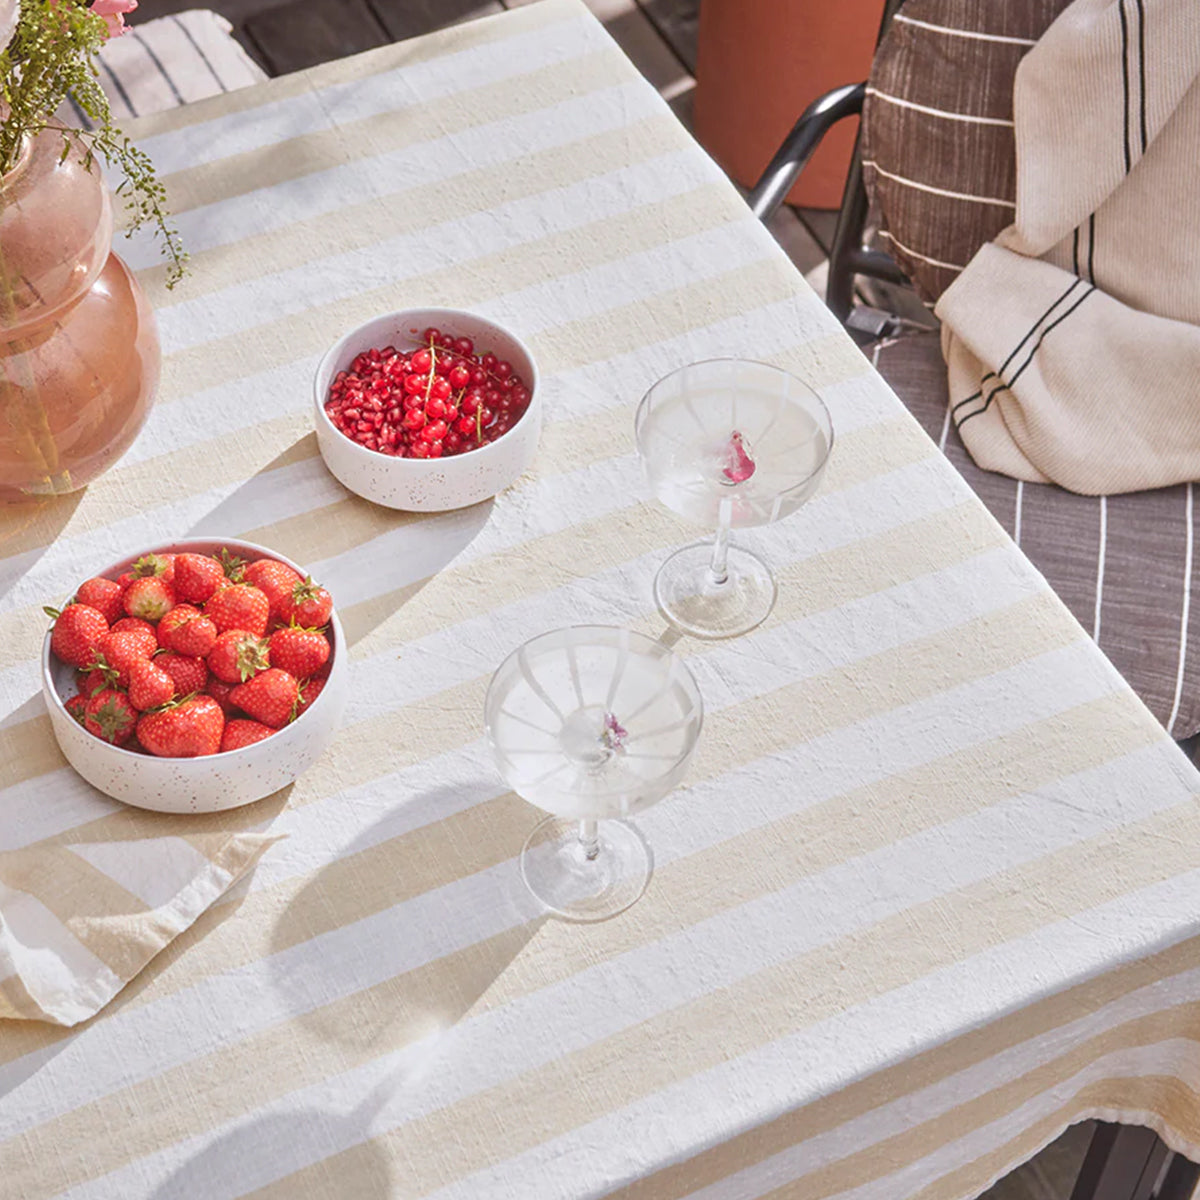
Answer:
xmin=313 ymin=307 xmax=541 ymax=512
xmin=42 ymin=538 xmax=349 ymax=814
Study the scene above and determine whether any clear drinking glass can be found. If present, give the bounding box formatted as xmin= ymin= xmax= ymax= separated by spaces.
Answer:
xmin=635 ymin=358 xmax=834 ymax=638
xmin=485 ymin=625 xmax=703 ymax=921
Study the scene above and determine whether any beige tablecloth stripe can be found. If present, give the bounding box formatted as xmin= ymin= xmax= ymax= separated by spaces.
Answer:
xmin=611 ymin=935 xmax=1200 ymax=1200
xmin=241 ymin=802 xmax=1200 ymax=1200
xmin=0 ymin=519 xmax=1043 ymax=1075
xmin=139 ymin=113 xmax=691 ymax=300
xmin=0 ymin=408 xmax=913 ymax=799
xmin=6 ymin=697 xmax=1178 ymax=1194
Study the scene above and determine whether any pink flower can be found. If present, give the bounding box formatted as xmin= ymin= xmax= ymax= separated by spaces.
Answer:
xmin=90 ymin=0 xmax=137 ymax=38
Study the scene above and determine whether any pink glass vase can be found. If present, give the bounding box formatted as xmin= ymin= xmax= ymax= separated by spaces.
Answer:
xmin=0 ymin=131 xmax=160 ymax=498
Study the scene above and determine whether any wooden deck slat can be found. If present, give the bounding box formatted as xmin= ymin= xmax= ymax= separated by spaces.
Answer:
xmin=370 ymin=0 xmax=503 ymax=42
xmin=243 ymin=0 xmax=390 ymax=74
xmin=636 ymin=0 xmax=698 ymax=71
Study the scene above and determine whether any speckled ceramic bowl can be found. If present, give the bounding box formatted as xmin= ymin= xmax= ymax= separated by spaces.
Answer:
xmin=313 ymin=307 xmax=542 ymax=511
xmin=41 ymin=538 xmax=349 ymax=814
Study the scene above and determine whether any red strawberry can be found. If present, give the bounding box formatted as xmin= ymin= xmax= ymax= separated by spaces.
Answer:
xmin=84 ymin=688 xmax=138 ymax=745
xmin=274 ymin=577 xmax=333 ymax=627
xmin=137 ymin=695 xmax=224 ymax=757
xmin=131 ymin=552 xmax=176 ymax=586
xmin=157 ymin=605 xmax=203 ymax=650
xmin=294 ymin=673 xmax=327 ymax=718
xmin=205 ymin=678 xmax=240 ymax=716
xmin=220 ymin=719 xmax=276 ymax=752
xmin=173 ymin=553 xmax=227 ymax=604
xmin=75 ymin=578 xmax=124 ymax=625
xmin=124 ymin=576 xmax=176 ymax=621
xmin=172 ymin=613 xmax=217 ymax=657
xmin=128 ymin=658 xmax=177 ymax=711
xmin=244 ymin=559 xmax=301 ymax=612
xmin=207 ymin=629 xmax=270 ymax=684
xmin=109 ymin=617 xmax=159 ymax=657
xmin=268 ymin=626 xmax=330 ymax=679
xmin=155 ymin=651 xmax=209 ymax=697
xmin=65 ymin=694 xmax=88 ymax=725
xmin=229 ymin=668 xmax=299 ymax=729
xmin=216 ymin=546 xmax=247 ymax=582
xmin=206 ymin=583 xmax=270 ymax=636
xmin=158 ymin=606 xmax=218 ymax=657
xmin=79 ymin=665 xmax=117 ymax=697
xmin=45 ymin=603 xmax=109 ymax=668
xmin=90 ymin=629 xmax=153 ymax=688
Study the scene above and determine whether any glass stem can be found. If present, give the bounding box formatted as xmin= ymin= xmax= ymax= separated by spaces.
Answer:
xmin=579 ymin=819 xmax=600 ymax=861
xmin=709 ymin=516 xmax=730 ymax=587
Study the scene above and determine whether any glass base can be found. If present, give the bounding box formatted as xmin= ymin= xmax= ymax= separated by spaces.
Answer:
xmin=654 ymin=541 xmax=777 ymax=639
xmin=520 ymin=816 xmax=651 ymax=922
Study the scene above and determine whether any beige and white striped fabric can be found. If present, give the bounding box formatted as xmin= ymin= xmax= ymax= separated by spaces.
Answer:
xmin=5 ymin=1 xmax=1200 ymax=1195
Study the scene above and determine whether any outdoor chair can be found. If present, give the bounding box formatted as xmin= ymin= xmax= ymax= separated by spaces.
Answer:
xmin=749 ymin=0 xmax=1200 ymax=758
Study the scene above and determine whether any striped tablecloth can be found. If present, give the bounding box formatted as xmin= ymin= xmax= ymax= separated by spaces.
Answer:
xmin=4 ymin=2 xmax=1200 ymax=1196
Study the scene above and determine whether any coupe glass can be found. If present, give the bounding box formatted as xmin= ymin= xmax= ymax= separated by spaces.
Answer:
xmin=635 ymin=358 xmax=834 ymax=638
xmin=485 ymin=625 xmax=703 ymax=921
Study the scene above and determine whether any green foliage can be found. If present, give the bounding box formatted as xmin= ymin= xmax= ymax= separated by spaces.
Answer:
xmin=0 ymin=0 xmax=187 ymax=286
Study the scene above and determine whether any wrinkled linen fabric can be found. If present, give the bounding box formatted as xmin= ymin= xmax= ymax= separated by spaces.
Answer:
xmin=936 ymin=0 xmax=1200 ymax=495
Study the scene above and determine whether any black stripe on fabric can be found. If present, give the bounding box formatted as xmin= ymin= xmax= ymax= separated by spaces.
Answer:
xmin=132 ymin=30 xmax=185 ymax=105
xmin=98 ymin=55 xmax=137 ymax=118
xmin=1135 ymin=0 xmax=1148 ymax=153
xmin=1118 ymin=0 xmax=1132 ymax=173
xmin=957 ymin=287 xmax=1097 ymax=430
xmin=1088 ymin=213 xmax=1097 ymax=285
xmin=950 ymin=281 xmax=1083 ymax=416
xmin=171 ymin=15 xmax=227 ymax=92
xmin=1072 ymin=227 xmax=1081 ymax=277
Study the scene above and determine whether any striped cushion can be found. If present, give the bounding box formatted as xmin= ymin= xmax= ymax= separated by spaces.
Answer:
xmin=72 ymin=10 xmax=266 ymax=123
xmin=860 ymin=0 xmax=1071 ymax=302
xmin=877 ymin=333 xmax=1200 ymax=738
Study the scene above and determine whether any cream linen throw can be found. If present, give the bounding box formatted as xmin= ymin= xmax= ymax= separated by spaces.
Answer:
xmin=935 ymin=0 xmax=1200 ymax=496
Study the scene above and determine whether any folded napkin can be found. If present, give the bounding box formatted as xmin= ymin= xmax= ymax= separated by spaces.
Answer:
xmin=0 ymin=778 xmax=283 ymax=1026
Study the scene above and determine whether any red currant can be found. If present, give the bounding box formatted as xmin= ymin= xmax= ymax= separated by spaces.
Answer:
xmin=448 ymin=365 xmax=471 ymax=389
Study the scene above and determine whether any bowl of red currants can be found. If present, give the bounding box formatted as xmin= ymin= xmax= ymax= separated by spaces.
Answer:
xmin=314 ymin=308 xmax=541 ymax=511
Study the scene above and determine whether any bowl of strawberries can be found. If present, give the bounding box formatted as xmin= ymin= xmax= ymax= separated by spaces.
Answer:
xmin=314 ymin=307 xmax=541 ymax=511
xmin=41 ymin=538 xmax=349 ymax=814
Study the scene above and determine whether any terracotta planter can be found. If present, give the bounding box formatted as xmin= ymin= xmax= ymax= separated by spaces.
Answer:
xmin=0 ymin=131 xmax=160 ymax=498
xmin=693 ymin=0 xmax=884 ymax=209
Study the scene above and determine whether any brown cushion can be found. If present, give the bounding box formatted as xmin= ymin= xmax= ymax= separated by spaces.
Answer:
xmin=861 ymin=0 xmax=1071 ymax=302
xmin=876 ymin=332 xmax=1200 ymax=737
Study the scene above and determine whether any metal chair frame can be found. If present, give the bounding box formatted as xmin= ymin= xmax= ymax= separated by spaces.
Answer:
xmin=743 ymin=2 xmax=1200 ymax=1197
